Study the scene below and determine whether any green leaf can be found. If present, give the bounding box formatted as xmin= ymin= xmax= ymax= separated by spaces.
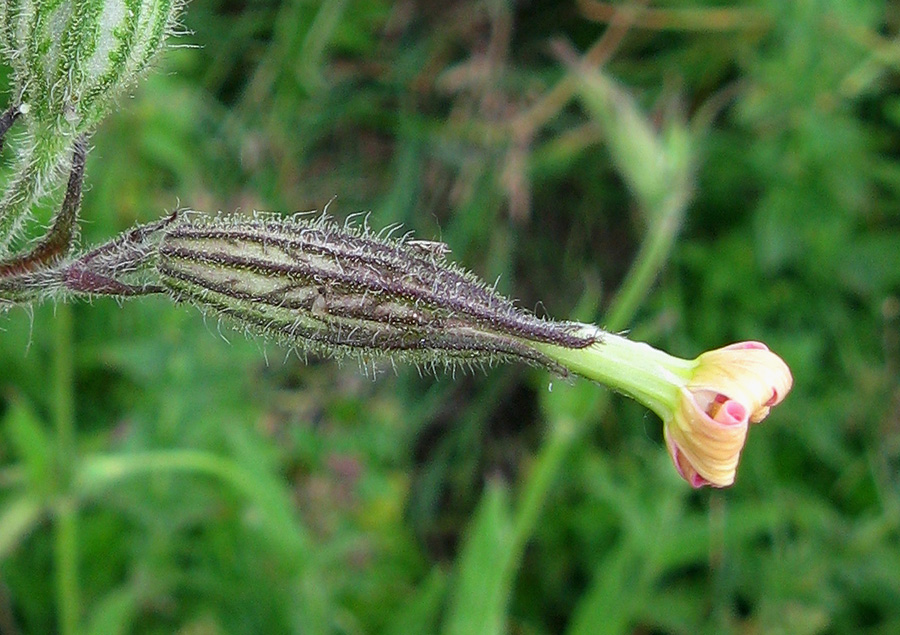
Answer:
xmin=2 ymin=394 xmax=53 ymax=494
xmin=384 ymin=568 xmax=447 ymax=635
xmin=838 ymin=233 xmax=900 ymax=295
xmin=443 ymin=481 xmax=514 ymax=635
xmin=566 ymin=542 xmax=642 ymax=635
xmin=84 ymin=586 xmax=137 ymax=635
xmin=0 ymin=494 xmax=44 ymax=558
xmin=75 ymin=449 xmax=310 ymax=558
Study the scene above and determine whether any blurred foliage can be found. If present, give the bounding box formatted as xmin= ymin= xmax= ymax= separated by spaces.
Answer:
xmin=2 ymin=0 xmax=900 ymax=633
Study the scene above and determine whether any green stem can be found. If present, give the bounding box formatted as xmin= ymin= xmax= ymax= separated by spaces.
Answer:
xmin=53 ymin=303 xmax=80 ymax=635
xmin=604 ymin=193 xmax=687 ymax=331
xmin=54 ymin=498 xmax=79 ymax=635
xmin=509 ymin=415 xmax=575 ymax=555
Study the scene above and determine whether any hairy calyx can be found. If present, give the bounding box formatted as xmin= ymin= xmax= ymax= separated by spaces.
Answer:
xmin=0 ymin=211 xmax=597 ymax=373
xmin=156 ymin=213 xmax=599 ymax=373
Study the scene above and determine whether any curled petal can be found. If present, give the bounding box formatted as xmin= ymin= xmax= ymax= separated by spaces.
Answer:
xmin=665 ymin=389 xmax=750 ymax=488
xmin=664 ymin=341 xmax=793 ymax=487
xmin=689 ymin=342 xmax=793 ymax=424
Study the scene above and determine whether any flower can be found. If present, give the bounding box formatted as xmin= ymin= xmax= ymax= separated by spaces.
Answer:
xmin=532 ymin=335 xmax=793 ymax=488
xmin=665 ymin=342 xmax=793 ymax=487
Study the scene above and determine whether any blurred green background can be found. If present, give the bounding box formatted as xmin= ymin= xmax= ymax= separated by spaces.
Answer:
xmin=2 ymin=0 xmax=899 ymax=633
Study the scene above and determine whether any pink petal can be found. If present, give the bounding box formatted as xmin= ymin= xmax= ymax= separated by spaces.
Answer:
xmin=722 ymin=341 xmax=769 ymax=351
xmin=714 ymin=399 xmax=747 ymax=426
xmin=665 ymin=429 xmax=712 ymax=488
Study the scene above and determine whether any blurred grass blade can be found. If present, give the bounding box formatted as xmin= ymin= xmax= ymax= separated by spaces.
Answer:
xmin=570 ymin=62 xmax=692 ymax=218
xmin=2 ymin=395 xmax=53 ymax=494
xmin=84 ymin=587 xmax=137 ymax=635
xmin=73 ymin=448 xmax=330 ymax=632
xmin=300 ymin=0 xmax=348 ymax=90
xmin=0 ymin=495 xmax=44 ymax=558
xmin=74 ymin=449 xmax=310 ymax=556
xmin=566 ymin=53 xmax=694 ymax=329
xmin=442 ymin=481 xmax=514 ymax=635
xmin=566 ymin=542 xmax=642 ymax=635
xmin=384 ymin=568 xmax=447 ymax=635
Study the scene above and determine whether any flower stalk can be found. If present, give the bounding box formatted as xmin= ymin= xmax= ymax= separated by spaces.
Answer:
xmin=1 ymin=202 xmax=793 ymax=488
xmin=156 ymin=212 xmax=791 ymax=487
xmin=0 ymin=1 xmax=791 ymax=491
xmin=534 ymin=335 xmax=696 ymax=417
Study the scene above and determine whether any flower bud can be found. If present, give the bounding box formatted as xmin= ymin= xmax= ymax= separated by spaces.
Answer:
xmin=0 ymin=0 xmax=184 ymax=252
xmin=0 ymin=0 xmax=185 ymax=131
xmin=156 ymin=213 xmax=599 ymax=373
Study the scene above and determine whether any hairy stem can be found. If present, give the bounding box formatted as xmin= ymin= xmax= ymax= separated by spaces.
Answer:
xmin=0 ymin=125 xmax=77 ymax=254
xmin=0 ymin=104 xmax=21 ymax=153
xmin=0 ymin=135 xmax=88 ymax=276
